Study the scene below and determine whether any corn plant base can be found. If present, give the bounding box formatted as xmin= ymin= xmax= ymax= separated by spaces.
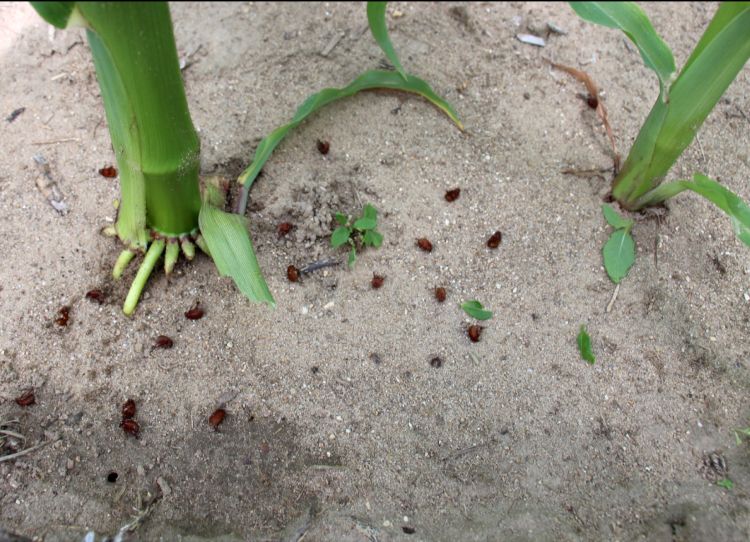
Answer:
xmin=110 ymin=227 xmax=209 ymax=316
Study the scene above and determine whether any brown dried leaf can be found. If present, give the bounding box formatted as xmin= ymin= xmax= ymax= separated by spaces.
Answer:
xmin=548 ymin=60 xmax=620 ymax=172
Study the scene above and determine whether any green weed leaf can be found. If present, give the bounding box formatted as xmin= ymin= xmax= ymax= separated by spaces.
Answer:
xmin=577 ymin=325 xmax=596 ymax=364
xmin=348 ymin=247 xmax=357 ymax=268
xmin=603 ymin=229 xmax=635 ymax=284
xmin=602 ymin=204 xmax=633 ymax=230
xmin=461 ymin=300 xmax=493 ymax=321
xmin=717 ymin=478 xmax=734 ymax=490
xmin=367 ymin=2 xmax=407 ymax=80
xmin=331 ymin=226 xmax=352 ymax=248
xmin=335 ymin=212 xmax=348 ymax=225
xmin=364 ymin=229 xmax=384 ymax=248
xmin=362 ymin=203 xmax=378 ymax=221
xmin=354 ymin=216 xmax=377 ymax=231
xmin=569 ymin=2 xmax=676 ymax=99
xmin=198 ymin=196 xmax=274 ymax=307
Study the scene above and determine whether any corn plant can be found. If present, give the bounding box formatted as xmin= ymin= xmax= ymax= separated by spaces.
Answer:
xmin=30 ymin=2 xmax=461 ymax=314
xmin=570 ymin=2 xmax=750 ymax=280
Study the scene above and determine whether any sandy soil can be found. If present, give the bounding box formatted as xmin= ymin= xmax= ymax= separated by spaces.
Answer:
xmin=2 ymin=2 xmax=750 ymax=540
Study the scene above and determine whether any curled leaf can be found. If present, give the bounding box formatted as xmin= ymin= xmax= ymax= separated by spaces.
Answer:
xmin=461 ymin=300 xmax=493 ymax=321
xmin=577 ymin=325 xmax=596 ymax=364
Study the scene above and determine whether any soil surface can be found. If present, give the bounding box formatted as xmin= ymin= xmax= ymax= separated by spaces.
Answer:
xmin=2 ymin=2 xmax=750 ymax=541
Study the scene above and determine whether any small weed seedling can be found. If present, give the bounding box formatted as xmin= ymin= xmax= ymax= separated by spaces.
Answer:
xmin=331 ymin=204 xmax=384 ymax=268
xmin=570 ymin=2 xmax=750 ymax=283
xmin=735 ymin=427 xmax=750 ymax=446
xmin=577 ymin=325 xmax=596 ymax=365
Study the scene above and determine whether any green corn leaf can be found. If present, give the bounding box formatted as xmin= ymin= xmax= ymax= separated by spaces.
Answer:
xmin=364 ymin=229 xmax=384 ymax=248
xmin=569 ymin=2 xmax=676 ymax=99
xmin=635 ymin=174 xmax=750 ymax=247
xmin=335 ymin=212 xmax=348 ymax=225
xmin=603 ymin=229 xmax=635 ymax=283
xmin=681 ymin=2 xmax=750 ymax=76
xmin=331 ymin=226 xmax=352 ymax=248
xmin=461 ymin=300 xmax=493 ymax=321
xmin=237 ymin=69 xmax=463 ymax=197
xmin=602 ymin=204 xmax=633 ymax=230
xmin=611 ymin=4 xmax=750 ymax=207
xmin=198 ymin=195 xmax=274 ymax=307
xmin=577 ymin=325 xmax=596 ymax=364
xmin=367 ymin=2 xmax=407 ymax=80
xmin=353 ymin=216 xmax=377 ymax=231
xmin=30 ymin=1 xmax=79 ymax=29
xmin=348 ymin=247 xmax=357 ymax=268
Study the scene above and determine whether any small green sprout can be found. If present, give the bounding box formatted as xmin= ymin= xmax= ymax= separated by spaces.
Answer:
xmin=717 ymin=478 xmax=734 ymax=490
xmin=734 ymin=427 xmax=750 ymax=446
xmin=460 ymin=300 xmax=493 ymax=320
xmin=331 ymin=204 xmax=384 ymax=268
xmin=601 ymin=204 xmax=635 ymax=284
xmin=577 ymin=325 xmax=596 ymax=364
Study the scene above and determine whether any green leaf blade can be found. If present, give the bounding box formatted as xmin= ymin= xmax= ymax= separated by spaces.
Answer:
xmin=362 ymin=204 xmax=378 ymax=221
xmin=602 ymin=204 xmax=633 ymax=230
xmin=198 ymin=200 xmax=275 ymax=307
xmin=461 ymin=300 xmax=493 ymax=321
xmin=30 ymin=1 xmax=78 ymax=29
xmin=365 ymin=229 xmax=384 ymax=248
xmin=577 ymin=325 xmax=596 ymax=364
xmin=348 ymin=247 xmax=357 ymax=268
xmin=353 ymin=217 xmax=377 ymax=231
xmin=331 ymin=226 xmax=352 ymax=248
xmin=237 ymin=69 xmax=463 ymax=196
xmin=367 ymin=1 xmax=407 ymax=80
xmin=335 ymin=212 xmax=348 ymax=225
xmin=570 ymin=2 xmax=676 ymax=98
xmin=637 ymin=174 xmax=750 ymax=247
xmin=603 ymin=229 xmax=635 ymax=284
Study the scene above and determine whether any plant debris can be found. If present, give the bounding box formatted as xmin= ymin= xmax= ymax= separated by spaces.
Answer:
xmin=316 ymin=139 xmax=330 ymax=155
xmin=153 ymin=335 xmax=173 ymax=349
xmin=99 ymin=165 xmax=118 ymax=178
xmin=85 ymin=289 xmax=105 ymax=303
xmin=435 ymin=286 xmax=447 ymax=302
xmin=121 ymin=399 xmax=136 ymax=420
xmin=547 ymin=60 xmax=620 ymax=172
xmin=468 ymin=325 xmax=483 ymax=342
xmin=487 ymin=231 xmax=503 ymax=248
xmin=55 ymin=306 xmax=71 ymax=326
xmin=371 ymin=274 xmax=385 ymax=289
xmin=15 ymin=390 xmax=36 ymax=407
xmin=516 ymin=34 xmax=545 ymax=47
xmin=445 ymin=188 xmax=461 ymax=202
xmin=120 ymin=418 xmax=140 ymax=438
xmin=6 ymin=107 xmax=25 ymax=123
xmin=417 ymin=238 xmax=433 ymax=252
xmin=277 ymin=222 xmax=294 ymax=237
xmin=33 ymin=154 xmax=69 ymax=215
xmin=185 ymin=303 xmax=204 ymax=320
xmin=209 ymin=408 xmax=226 ymax=429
